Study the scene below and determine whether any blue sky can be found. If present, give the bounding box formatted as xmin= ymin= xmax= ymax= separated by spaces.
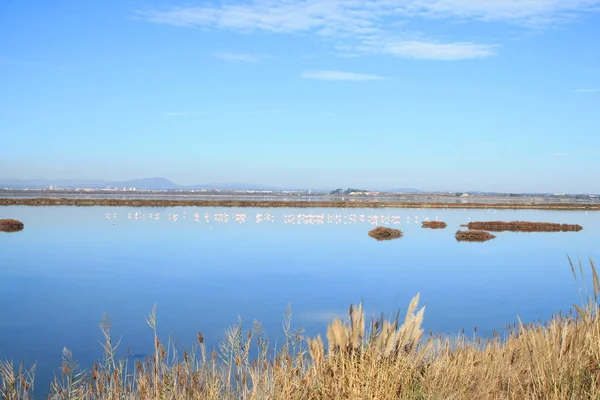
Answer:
xmin=1 ymin=0 xmax=599 ymax=192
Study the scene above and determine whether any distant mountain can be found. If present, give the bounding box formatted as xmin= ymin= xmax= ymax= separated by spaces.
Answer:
xmin=185 ymin=182 xmax=286 ymax=191
xmin=0 ymin=177 xmax=291 ymax=191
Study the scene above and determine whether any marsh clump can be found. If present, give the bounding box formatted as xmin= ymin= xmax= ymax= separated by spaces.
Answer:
xmin=463 ymin=221 xmax=582 ymax=232
xmin=0 ymin=219 xmax=24 ymax=232
xmin=455 ymin=230 xmax=495 ymax=242
xmin=368 ymin=226 xmax=403 ymax=241
xmin=422 ymin=221 xmax=447 ymax=229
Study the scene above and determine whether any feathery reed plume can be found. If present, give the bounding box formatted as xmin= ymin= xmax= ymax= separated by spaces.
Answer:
xmin=0 ymin=361 xmax=35 ymax=400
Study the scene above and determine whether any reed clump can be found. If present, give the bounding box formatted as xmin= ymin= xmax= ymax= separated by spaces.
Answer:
xmin=2 ymin=259 xmax=599 ymax=400
xmin=455 ymin=230 xmax=496 ymax=242
xmin=0 ymin=219 xmax=24 ymax=232
xmin=422 ymin=221 xmax=447 ymax=229
xmin=368 ymin=226 xmax=403 ymax=241
xmin=464 ymin=221 xmax=583 ymax=232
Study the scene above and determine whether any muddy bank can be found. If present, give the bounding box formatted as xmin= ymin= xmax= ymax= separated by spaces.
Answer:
xmin=463 ymin=221 xmax=583 ymax=232
xmin=455 ymin=230 xmax=496 ymax=242
xmin=368 ymin=227 xmax=403 ymax=241
xmin=0 ymin=219 xmax=24 ymax=232
xmin=422 ymin=221 xmax=447 ymax=229
xmin=1 ymin=197 xmax=599 ymax=210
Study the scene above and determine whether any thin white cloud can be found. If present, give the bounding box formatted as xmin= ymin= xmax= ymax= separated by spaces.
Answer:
xmin=572 ymin=88 xmax=600 ymax=93
xmin=371 ymin=40 xmax=497 ymax=60
xmin=141 ymin=1 xmax=600 ymax=60
xmin=214 ymin=52 xmax=261 ymax=62
xmin=400 ymin=0 xmax=600 ymax=25
xmin=301 ymin=70 xmax=387 ymax=81
xmin=551 ymin=152 xmax=570 ymax=157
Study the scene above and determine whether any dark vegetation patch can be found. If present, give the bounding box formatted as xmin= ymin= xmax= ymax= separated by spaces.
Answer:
xmin=368 ymin=227 xmax=403 ymax=241
xmin=0 ymin=219 xmax=24 ymax=232
xmin=463 ymin=221 xmax=583 ymax=232
xmin=455 ymin=230 xmax=496 ymax=242
xmin=422 ymin=221 xmax=447 ymax=229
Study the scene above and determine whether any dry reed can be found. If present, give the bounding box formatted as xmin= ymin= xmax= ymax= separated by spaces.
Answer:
xmin=2 ymin=259 xmax=599 ymax=400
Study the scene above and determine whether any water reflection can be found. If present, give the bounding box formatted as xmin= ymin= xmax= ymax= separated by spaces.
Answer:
xmin=0 ymin=206 xmax=597 ymax=397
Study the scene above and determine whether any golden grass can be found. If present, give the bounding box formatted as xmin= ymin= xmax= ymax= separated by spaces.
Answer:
xmin=464 ymin=221 xmax=583 ymax=232
xmin=2 ymin=259 xmax=600 ymax=400
xmin=368 ymin=226 xmax=403 ymax=241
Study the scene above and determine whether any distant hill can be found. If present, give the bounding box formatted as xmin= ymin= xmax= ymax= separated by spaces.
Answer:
xmin=0 ymin=177 xmax=288 ymax=191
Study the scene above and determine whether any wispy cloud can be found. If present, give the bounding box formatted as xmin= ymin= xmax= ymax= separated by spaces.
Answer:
xmin=301 ymin=70 xmax=387 ymax=81
xmin=371 ymin=41 xmax=497 ymax=60
xmin=214 ymin=52 xmax=261 ymax=63
xmin=551 ymin=152 xmax=570 ymax=157
xmin=140 ymin=1 xmax=600 ymax=60
xmin=572 ymin=88 xmax=600 ymax=93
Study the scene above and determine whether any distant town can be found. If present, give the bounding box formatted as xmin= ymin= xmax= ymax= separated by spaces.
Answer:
xmin=1 ymin=182 xmax=598 ymax=205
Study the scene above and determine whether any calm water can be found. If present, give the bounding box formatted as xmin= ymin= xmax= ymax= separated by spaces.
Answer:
xmin=1 ymin=206 xmax=598 ymax=395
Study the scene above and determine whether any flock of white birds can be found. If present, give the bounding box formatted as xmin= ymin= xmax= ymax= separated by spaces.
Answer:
xmin=102 ymin=211 xmax=470 ymax=226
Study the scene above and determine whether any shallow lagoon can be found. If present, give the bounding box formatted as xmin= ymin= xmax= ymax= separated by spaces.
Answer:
xmin=1 ymin=206 xmax=598 ymax=394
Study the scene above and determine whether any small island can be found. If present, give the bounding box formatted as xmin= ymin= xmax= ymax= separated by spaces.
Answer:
xmin=463 ymin=221 xmax=583 ymax=232
xmin=455 ymin=230 xmax=496 ymax=242
xmin=422 ymin=221 xmax=447 ymax=229
xmin=368 ymin=226 xmax=403 ymax=241
xmin=0 ymin=219 xmax=24 ymax=232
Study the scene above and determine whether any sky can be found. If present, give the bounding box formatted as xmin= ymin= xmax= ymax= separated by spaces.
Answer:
xmin=0 ymin=0 xmax=599 ymax=193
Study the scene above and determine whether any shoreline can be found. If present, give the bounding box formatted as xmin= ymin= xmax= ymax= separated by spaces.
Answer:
xmin=1 ymin=197 xmax=599 ymax=210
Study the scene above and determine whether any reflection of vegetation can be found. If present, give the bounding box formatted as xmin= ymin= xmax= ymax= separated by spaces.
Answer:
xmin=464 ymin=221 xmax=583 ymax=232
xmin=0 ymin=219 xmax=24 ymax=232
xmin=3 ymin=260 xmax=600 ymax=399
xmin=455 ymin=230 xmax=496 ymax=242
xmin=421 ymin=221 xmax=447 ymax=229
xmin=2 ymin=197 xmax=599 ymax=210
xmin=368 ymin=226 xmax=403 ymax=241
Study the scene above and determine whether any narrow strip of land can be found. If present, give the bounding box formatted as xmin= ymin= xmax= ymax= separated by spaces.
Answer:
xmin=1 ymin=197 xmax=599 ymax=210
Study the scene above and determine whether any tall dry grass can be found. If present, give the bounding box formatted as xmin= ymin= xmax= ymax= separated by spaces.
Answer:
xmin=2 ymin=258 xmax=599 ymax=400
